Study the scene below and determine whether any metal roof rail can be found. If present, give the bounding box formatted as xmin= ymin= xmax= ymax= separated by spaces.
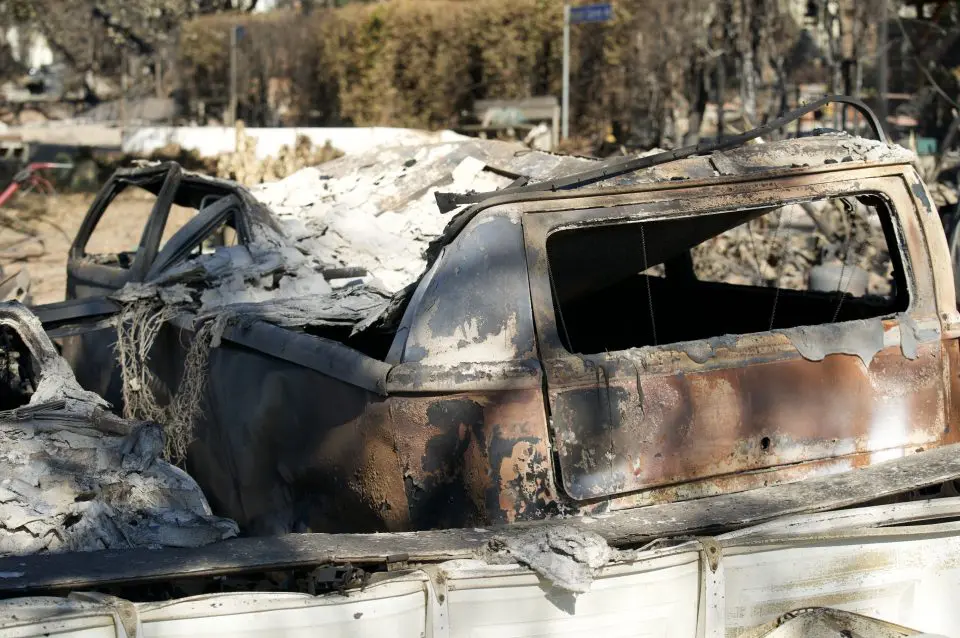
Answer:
xmin=435 ymin=95 xmax=886 ymax=213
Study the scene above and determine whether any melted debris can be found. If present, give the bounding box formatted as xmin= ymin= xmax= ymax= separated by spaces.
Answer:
xmin=486 ymin=526 xmax=616 ymax=593
xmin=0 ymin=302 xmax=237 ymax=556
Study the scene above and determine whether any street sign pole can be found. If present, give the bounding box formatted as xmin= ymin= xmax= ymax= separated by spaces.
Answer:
xmin=561 ymin=3 xmax=611 ymax=141
xmin=562 ymin=1 xmax=570 ymax=140
xmin=228 ymin=25 xmax=238 ymax=127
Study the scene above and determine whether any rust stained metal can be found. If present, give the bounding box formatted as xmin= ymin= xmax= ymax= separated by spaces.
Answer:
xmin=545 ymin=341 xmax=952 ymax=501
xmin=518 ymin=163 xmax=958 ymax=504
xmin=372 ymin=209 xmax=559 ymax=528
xmin=388 ymin=386 xmax=557 ymax=528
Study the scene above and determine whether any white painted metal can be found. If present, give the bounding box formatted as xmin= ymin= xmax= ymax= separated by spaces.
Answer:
xmin=120 ymin=126 xmax=469 ymax=159
xmin=439 ymin=555 xmax=700 ymax=637
xmin=0 ymin=597 xmax=130 ymax=638
xmin=720 ymin=525 xmax=960 ymax=636
xmin=137 ymin=578 xmax=428 ymax=638
xmin=722 ymin=496 xmax=960 ymax=541
xmin=6 ymin=499 xmax=960 ymax=637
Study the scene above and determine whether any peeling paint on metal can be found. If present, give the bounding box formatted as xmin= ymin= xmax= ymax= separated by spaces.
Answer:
xmin=899 ymin=314 xmax=941 ymax=360
xmin=776 ymin=319 xmax=886 ymax=368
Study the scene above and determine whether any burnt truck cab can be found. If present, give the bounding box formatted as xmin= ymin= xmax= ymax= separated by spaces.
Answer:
xmin=35 ymin=131 xmax=960 ymax=536
xmin=381 ymin=134 xmax=960 ymax=523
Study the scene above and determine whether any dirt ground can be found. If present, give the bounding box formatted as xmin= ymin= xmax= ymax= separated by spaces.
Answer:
xmin=0 ymin=193 xmax=95 ymax=305
xmin=0 ymin=191 xmax=194 ymax=305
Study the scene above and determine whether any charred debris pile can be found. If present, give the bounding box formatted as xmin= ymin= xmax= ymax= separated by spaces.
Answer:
xmin=0 ymin=303 xmax=236 ymax=557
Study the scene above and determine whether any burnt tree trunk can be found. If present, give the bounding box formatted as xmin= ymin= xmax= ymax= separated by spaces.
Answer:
xmin=739 ymin=0 xmax=757 ymax=126
xmin=684 ymin=64 xmax=710 ymax=145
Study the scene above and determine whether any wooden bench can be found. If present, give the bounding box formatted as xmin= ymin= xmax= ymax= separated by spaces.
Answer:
xmin=458 ymin=96 xmax=560 ymax=150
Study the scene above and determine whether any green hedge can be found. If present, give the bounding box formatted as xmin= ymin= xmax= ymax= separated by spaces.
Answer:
xmin=178 ymin=0 xmax=636 ymax=133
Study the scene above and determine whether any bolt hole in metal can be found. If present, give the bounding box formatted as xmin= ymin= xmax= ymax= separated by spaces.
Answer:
xmin=760 ymin=436 xmax=771 ymax=451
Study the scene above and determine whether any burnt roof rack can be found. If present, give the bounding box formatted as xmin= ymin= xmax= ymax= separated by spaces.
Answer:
xmin=435 ymin=95 xmax=885 ymax=214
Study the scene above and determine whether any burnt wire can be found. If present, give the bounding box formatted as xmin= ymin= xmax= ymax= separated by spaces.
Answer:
xmin=746 ymin=217 xmax=765 ymax=286
xmin=767 ymin=206 xmax=790 ymax=330
xmin=640 ymin=223 xmax=658 ymax=346
xmin=831 ymin=198 xmax=856 ymax=323
xmin=547 ymin=255 xmax=574 ymax=352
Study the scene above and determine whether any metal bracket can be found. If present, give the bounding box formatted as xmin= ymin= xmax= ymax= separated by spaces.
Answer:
xmin=305 ymin=564 xmax=364 ymax=595
xmin=697 ymin=537 xmax=723 ymax=573
xmin=385 ymin=553 xmax=411 ymax=572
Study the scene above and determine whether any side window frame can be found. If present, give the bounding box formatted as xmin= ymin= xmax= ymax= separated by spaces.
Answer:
xmin=518 ymin=168 xmax=952 ymax=503
xmin=522 ymin=169 xmax=933 ymax=367
xmin=145 ymin=194 xmax=248 ymax=280
xmin=69 ymin=164 xmax=182 ymax=280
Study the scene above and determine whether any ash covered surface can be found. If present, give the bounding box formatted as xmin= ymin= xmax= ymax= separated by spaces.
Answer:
xmin=250 ymin=140 xmax=594 ymax=293
xmin=0 ymin=302 xmax=237 ymax=556
xmin=115 ymin=139 xmax=596 ymax=337
xmin=114 ymin=134 xmax=911 ymax=338
xmin=486 ymin=526 xmax=616 ymax=593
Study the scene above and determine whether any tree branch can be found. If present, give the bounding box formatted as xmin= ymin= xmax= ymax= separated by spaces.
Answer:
xmin=895 ymin=13 xmax=960 ymax=112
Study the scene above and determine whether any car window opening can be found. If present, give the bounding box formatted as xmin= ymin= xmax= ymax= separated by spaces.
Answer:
xmin=84 ymin=182 xmax=237 ymax=270
xmin=546 ymin=195 xmax=909 ymax=355
xmin=187 ymin=217 xmax=241 ymax=259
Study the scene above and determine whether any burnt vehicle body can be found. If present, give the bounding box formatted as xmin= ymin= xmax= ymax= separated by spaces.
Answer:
xmin=65 ymin=162 xmax=277 ymax=299
xmin=31 ymin=125 xmax=960 ymax=536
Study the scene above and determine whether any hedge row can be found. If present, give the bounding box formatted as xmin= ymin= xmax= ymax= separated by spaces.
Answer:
xmin=177 ymin=0 xmax=638 ymax=134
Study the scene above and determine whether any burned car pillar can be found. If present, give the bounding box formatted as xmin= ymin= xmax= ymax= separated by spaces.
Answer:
xmin=185 ymin=211 xmax=558 ymax=534
xmin=384 ymin=211 xmax=559 ymax=527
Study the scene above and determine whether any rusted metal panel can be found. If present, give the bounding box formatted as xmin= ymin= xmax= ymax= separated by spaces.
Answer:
xmin=389 ymin=385 xmax=557 ymax=527
xmin=547 ymin=341 xmax=952 ymax=500
xmin=517 ymin=166 xmax=959 ymax=503
xmin=375 ymin=207 xmax=556 ymax=528
xmin=180 ymin=327 xmax=555 ymax=533
xmin=180 ymin=336 xmax=408 ymax=536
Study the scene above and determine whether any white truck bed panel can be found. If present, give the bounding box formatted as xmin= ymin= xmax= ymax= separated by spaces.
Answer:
xmin=6 ymin=499 xmax=960 ymax=637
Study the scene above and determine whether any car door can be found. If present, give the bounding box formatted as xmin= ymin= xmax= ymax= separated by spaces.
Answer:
xmin=523 ymin=166 xmax=958 ymax=507
xmin=66 ymin=163 xmax=182 ymax=300
xmin=51 ymin=181 xmax=248 ymax=407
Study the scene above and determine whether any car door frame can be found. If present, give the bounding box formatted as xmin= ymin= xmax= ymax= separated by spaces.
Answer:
xmin=145 ymin=194 xmax=248 ymax=280
xmin=66 ymin=163 xmax=182 ymax=298
xmin=520 ymin=162 xmax=959 ymax=508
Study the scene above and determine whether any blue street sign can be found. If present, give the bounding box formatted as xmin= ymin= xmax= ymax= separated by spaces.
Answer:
xmin=569 ymin=3 xmax=612 ymax=24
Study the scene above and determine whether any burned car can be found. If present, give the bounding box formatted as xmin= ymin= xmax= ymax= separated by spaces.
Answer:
xmin=29 ymin=101 xmax=960 ymax=541
xmin=7 ymin=98 xmax=960 ymax=636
